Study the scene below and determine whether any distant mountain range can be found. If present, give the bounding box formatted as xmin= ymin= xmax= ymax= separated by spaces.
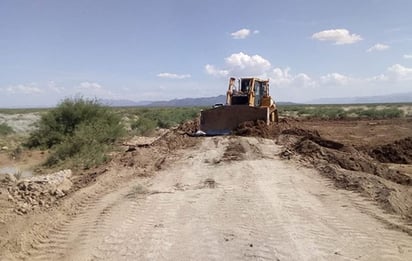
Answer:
xmin=149 ymin=95 xmax=227 ymax=107
xmin=100 ymin=95 xmax=227 ymax=107
xmin=307 ymin=92 xmax=412 ymax=104
xmin=101 ymin=92 xmax=412 ymax=107
xmin=99 ymin=99 xmax=152 ymax=107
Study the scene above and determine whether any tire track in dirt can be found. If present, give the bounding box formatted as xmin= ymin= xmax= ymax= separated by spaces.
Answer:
xmin=165 ymin=189 xmax=223 ymax=261
xmin=224 ymin=191 xmax=282 ymax=260
xmin=27 ymin=194 xmax=102 ymax=260
xmin=87 ymin=190 xmax=160 ymax=260
xmin=133 ymin=194 xmax=179 ymax=260
xmin=211 ymin=163 xmax=290 ymax=260
xmin=92 ymin=137 xmax=229 ymax=260
xmin=221 ymin=139 xmax=288 ymax=260
xmin=256 ymin=158 xmax=412 ymax=260
xmin=17 ymin=136 xmax=412 ymax=260
xmin=89 ymin=170 xmax=192 ymax=259
xmin=27 ymin=184 xmax=140 ymax=260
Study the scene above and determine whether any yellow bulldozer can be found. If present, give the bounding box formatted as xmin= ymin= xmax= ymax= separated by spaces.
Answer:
xmin=199 ymin=77 xmax=278 ymax=135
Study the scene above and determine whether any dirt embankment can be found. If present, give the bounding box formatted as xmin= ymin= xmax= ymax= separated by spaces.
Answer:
xmin=0 ymin=128 xmax=199 ymax=258
xmin=369 ymin=137 xmax=412 ymax=164
xmin=234 ymin=120 xmax=280 ymax=138
xmin=237 ymin=118 xmax=412 ymax=222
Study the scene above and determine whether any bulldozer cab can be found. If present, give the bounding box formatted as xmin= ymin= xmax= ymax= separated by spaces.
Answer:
xmin=238 ymin=78 xmax=268 ymax=107
xmin=240 ymin=78 xmax=252 ymax=93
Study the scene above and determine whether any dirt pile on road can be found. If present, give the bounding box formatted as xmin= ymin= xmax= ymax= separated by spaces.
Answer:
xmin=234 ymin=120 xmax=280 ymax=138
xmin=211 ymin=117 xmax=412 ymax=220
xmin=127 ymin=118 xmax=412 ymax=223
xmin=1 ymin=170 xmax=72 ymax=215
xmin=279 ymin=123 xmax=412 ymax=221
xmin=293 ymin=138 xmax=411 ymax=184
xmin=233 ymin=117 xmax=412 ymax=221
xmin=119 ymin=127 xmax=199 ymax=174
xmin=155 ymin=127 xmax=199 ymax=151
xmin=282 ymin=128 xmax=345 ymax=150
xmin=369 ymin=137 xmax=412 ymax=164
xmin=222 ymin=138 xmax=247 ymax=161
xmin=177 ymin=118 xmax=200 ymax=134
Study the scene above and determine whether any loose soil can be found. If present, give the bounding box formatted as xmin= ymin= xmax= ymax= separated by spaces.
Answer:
xmin=0 ymin=117 xmax=412 ymax=260
xmin=239 ymin=118 xmax=412 ymax=222
xmin=369 ymin=137 xmax=412 ymax=164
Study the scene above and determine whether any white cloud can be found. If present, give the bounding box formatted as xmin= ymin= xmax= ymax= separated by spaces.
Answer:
xmin=386 ymin=64 xmax=412 ymax=80
xmin=207 ymin=54 xmax=412 ymax=89
xmin=205 ymin=52 xmax=271 ymax=77
xmin=205 ymin=64 xmax=229 ymax=77
xmin=78 ymin=81 xmax=102 ymax=90
xmin=225 ymin=52 xmax=271 ymax=75
xmin=271 ymin=67 xmax=291 ymax=85
xmin=253 ymin=30 xmax=260 ymax=34
xmin=320 ymin=73 xmax=351 ymax=85
xmin=366 ymin=43 xmax=390 ymax=52
xmin=311 ymin=29 xmax=362 ymax=45
xmin=74 ymin=81 xmax=117 ymax=99
xmin=294 ymin=73 xmax=314 ymax=87
xmin=5 ymin=84 xmax=43 ymax=94
xmin=231 ymin=28 xmax=251 ymax=39
xmin=403 ymin=54 xmax=412 ymax=59
xmin=270 ymin=67 xmax=315 ymax=88
xmin=157 ymin=73 xmax=191 ymax=79
xmin=318 ymin=65 xmax=412 ymax=86
xmin=47 ymin=81 xmax=65 ymax=93
xmin=205 ymin=53 xmax=412 ymax=102
xmin=366 ymin=74 xmax=387 ymax=82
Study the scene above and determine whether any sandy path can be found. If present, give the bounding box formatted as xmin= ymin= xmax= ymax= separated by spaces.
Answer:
xmin=26 ymin=136 xmax=412 ymax=260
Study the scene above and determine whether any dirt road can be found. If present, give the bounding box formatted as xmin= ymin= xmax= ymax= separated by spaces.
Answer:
xmin=25 ymin=136 xmax=412 ymax=260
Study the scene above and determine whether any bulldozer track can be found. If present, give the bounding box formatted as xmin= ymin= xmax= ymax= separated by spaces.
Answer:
xmin=14 ymin=136 xmax=412 ymax=260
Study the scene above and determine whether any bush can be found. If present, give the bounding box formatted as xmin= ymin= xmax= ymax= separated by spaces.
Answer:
xmin=309 ymin=107 xmax=346 ymax=119
xmin=0 ymin=123 xmax=14 ymax=136
xmin=354 ymin=108 xmax=404 ymax=118
xmin=280 ymin=104 xmax=405 ymax=119
xmin=26 ymin=98 xmax=124 ymax=168
xmin=131 ymin=117 xmax=157 ymax=135
xmin=129 ymin=107 xmax=200 ymax=135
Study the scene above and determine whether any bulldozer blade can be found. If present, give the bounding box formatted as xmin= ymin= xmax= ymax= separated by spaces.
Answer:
xmin=200 ymin=105 xmax=270 ymax=134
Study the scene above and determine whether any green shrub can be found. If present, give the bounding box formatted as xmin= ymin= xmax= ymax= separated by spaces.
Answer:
xmin=131 ymin=117 xmax=157 ymax=135
xmin=280 ymin=104 xmax=405 ymax=119
xmin=26 ymin=98 xmax=124 ymax=168
xmin=309 ymin=107 xmax=346 ymax=119
xmin=355 ymin=108 xmax=404 ymax=118
xmin=129 ymin=107 xmax=200 ymax=133
xmin=0 ymin=123 xmax=14 ymax=136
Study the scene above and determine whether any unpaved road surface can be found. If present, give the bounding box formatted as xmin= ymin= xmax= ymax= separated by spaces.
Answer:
xmin=23 ymin=137 xmax=412 ymax=260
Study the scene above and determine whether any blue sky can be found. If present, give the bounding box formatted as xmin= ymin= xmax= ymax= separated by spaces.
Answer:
xmin=1 ymin=0 xmax=412 ymax=107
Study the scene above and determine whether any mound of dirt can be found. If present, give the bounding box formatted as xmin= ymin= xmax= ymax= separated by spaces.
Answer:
xmin=233 ymin=120 xmax=280 ymax=138
xmin=282 ymin=127 xmax=345 ymax=150
xmin=281 ymin=128 xmax=412 ymax=221
xmin=156 ymin=128 xmax=198 ymax=150
xmin=222 ymin=139 xmax=246 ymax=161
xmin=369 ymin=137 xmax=412 ymax=164
xmin=294 ymin=138 xmax=411 ymax=185
xmin=281 ymin=127 xmax=320 ymax=138
xmin=120 ymin=127 xmax=199 ymax=175
xmin=5 ymin=170 xmax=73 ymax=215
xmin=177 ymin=118 xmax=199 ymax=134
